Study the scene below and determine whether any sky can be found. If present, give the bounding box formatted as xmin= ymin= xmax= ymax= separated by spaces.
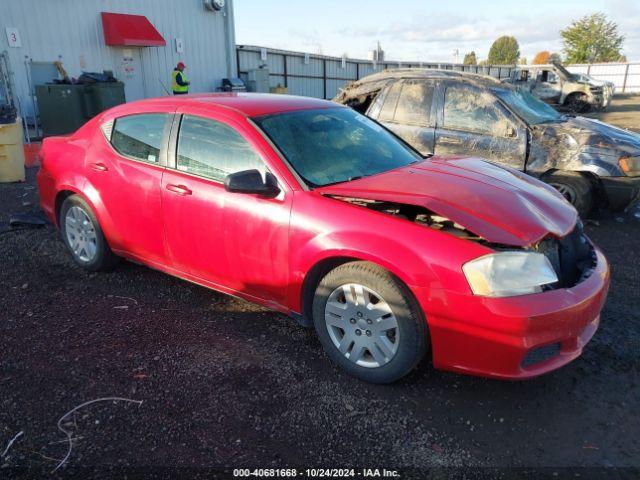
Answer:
xmin=234 ymin=0 xmax=640 ymax=63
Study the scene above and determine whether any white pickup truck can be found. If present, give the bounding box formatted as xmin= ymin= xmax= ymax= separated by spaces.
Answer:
xmin=506 ymin=63 xmax=610 ymax=113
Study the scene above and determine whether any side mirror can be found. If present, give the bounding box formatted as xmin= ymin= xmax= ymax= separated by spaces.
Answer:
xmin=224 ymin=169 xmax=281 ymax=198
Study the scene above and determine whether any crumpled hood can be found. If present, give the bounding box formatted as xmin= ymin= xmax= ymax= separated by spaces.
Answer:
xmin=545 ymin=116 xmax=640 ymax=155
xmin=317 ymin=157 xmax=578 ymax=247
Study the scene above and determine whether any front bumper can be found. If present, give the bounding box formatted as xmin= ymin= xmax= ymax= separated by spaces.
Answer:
xmin=589 ymin=93 xmax=605 ymax=109
xmin=600 ymin=175 xmax=640 ymax=211
xmin=416 ymin=248 xmax=610 ymax=380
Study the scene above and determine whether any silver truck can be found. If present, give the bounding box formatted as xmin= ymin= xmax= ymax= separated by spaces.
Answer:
xmin=506 ymin=63 xmax=607 ymax=113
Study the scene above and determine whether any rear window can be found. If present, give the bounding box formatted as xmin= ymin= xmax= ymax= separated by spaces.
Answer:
xmin=378 ymin=82 xmax=402 ymax=122
xmin=394 ymin=81 xmax=434 ymax=126
xmin=110 ymin=114 xmax=169 ymax=163
xmin=376 ymin=81 xmax=434 ymax=126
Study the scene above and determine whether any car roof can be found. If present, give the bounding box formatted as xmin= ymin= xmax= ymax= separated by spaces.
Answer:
xmin=353 ymin=68 xmax=509 ymax=89
xmin=116 ymin=93 xmax=342 ymax=117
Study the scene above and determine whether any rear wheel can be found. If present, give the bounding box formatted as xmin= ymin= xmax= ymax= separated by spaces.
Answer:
xmin=312 ymin=261 xmax=428 ymax=384
xmin=59 ymin=195 xmax=119 ymax=271
xmin=543 ymin=171 xmax=594 ymax=217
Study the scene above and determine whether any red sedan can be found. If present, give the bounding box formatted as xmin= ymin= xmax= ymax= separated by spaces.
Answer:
xmin=37 ymin=93 xmax=609 ymax=383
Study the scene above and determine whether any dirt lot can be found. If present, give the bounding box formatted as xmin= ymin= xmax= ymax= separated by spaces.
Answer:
xmin=586 ymin=94 xmax=640 ymax=133
xmin=1 ymin=99 xmax=639 ymax=479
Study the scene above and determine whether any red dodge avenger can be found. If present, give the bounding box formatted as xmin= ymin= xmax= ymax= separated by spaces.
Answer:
xmin=38 ymin=93 xmax=610 ymax=383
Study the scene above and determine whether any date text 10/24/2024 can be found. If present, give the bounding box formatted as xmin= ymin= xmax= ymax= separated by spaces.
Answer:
xmin=233 ymin=469 xmax=401 ymax=478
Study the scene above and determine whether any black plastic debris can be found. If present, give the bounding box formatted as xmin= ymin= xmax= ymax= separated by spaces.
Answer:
xmin=8 ymin=212 xmax=46 ymax=228
xmin=77 ymin=71 xmax=118 ymax=84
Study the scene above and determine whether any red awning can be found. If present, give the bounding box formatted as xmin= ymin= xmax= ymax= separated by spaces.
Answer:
xmin=101 ymin=12 xmax=166 ymax=47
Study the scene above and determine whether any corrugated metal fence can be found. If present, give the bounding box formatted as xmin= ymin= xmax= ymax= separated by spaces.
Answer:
xmin=565 ymin=63 xmax=640 ymax=93
xmin=237 ymin=45 xmax=640 ymax=99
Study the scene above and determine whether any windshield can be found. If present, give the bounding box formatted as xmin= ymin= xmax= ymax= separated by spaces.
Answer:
xmin=573 ymin=73 xmax=593 ymax=83
xmin=493 ymin=88 xmax=562 ymax=125
xmin=253 ymin=108 xmax=421 ymax=187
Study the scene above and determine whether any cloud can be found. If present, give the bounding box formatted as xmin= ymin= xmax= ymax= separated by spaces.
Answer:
xmin=334 ymin=11 xmax=569 ymax=61
xmin=333 ymin=6 xmax=640 ymax=62
xmin=239 ymin=2 xmax=639 ymax=63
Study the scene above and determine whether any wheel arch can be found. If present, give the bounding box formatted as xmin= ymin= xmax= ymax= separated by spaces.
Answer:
xmin=53 ymin=185 xmax=118 ymax=246
xmin=299 ymin=255 xmax=428 ymax=329
xmin=54 ymin=189 xmax=79 ymax=227
xmin=299 ymin=256 xmax=360 ymax=327
xmin=541 ymin=168 xmax=606 ymax=204
xmin=563 ymin=90 xmax=587 ymax=103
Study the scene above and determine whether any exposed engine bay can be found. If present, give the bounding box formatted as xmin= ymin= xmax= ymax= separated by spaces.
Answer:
xmin=326 ymin=194 xmax=596 ymax=289
xmin=325 ymin=195 xmax=483 ymax=241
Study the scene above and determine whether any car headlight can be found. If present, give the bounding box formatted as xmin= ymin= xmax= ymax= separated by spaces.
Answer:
xmin=619 ymin=156 xmax=640 ymax=177
xmin=463 ymin=252 xmax=558 ymax=298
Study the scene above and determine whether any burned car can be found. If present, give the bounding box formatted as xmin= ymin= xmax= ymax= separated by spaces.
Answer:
xmin=506 ymin=63 xmax=607 ymax=113
xmin=572 ymin=72 xmax=615 ymax=109
xmin=334 ymin=69 xmax=640 ymax=215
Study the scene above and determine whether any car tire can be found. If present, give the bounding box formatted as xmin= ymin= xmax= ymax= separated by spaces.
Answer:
xmin=312 ymin=261 xmax=428 ymax=384
xmin=565 ymin=93 xmax=590 ymax=113
xmin=59 ymin=195 xmax=119 ymax=271
xmin=543 ymin=171 xmax=594 ymax=217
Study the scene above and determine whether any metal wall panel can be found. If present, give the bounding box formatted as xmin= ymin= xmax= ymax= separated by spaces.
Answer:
xmin=1 ymin=0 xmax=236 ymax=120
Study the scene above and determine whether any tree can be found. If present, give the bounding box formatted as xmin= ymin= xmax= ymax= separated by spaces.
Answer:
xmin=488 ymin=36 xmax=520 ymax=64
xmin=532 ymin=51 xmax=551 ymax=64
xmin=560 ymin=13 xmax=625 ymax=63
xmin=519 ymin=57 xmax=527 ymax=65
xmin=549 ymin=53 xmax=562 ymax=64
xmin=463 ymin=51 xmax=477 ymax=65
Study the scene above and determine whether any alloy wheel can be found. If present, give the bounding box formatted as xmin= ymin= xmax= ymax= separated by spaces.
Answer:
xmin=548 ymin=182 xmax=578 ymax=205
xmin=324 ymin=283 xmax=399 ymax=368
xmin=65 ymin=206 xmax=98 ymax=262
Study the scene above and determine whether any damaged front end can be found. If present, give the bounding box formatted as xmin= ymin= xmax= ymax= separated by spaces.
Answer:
xmin=324 ymin=193 xmax=597 ymax=293
xmin=528 ymin=116 xmax=640 ymax=177
xmin=325 ymin=195 xmax=482 ymax=241
xmin=530 ymin=223 xmax=596 ymax=289
xmin=528 ymin=116 xmax=640 ymax=211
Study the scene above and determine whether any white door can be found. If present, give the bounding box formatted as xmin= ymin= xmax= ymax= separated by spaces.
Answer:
xmin=113 ymin=48 xmax=146 ymax=101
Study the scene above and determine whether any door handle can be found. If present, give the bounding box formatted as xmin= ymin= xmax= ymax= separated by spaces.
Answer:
xmin=166 ymin=184 xmax=193 ymax=196
xmin=90 ymin=162 xmax=108 ymax=172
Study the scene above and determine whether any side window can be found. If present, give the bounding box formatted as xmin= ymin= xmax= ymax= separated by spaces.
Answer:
xmin=394 ymin=81 xmax=434 ymax=125
xmin=176 ymin=115 xmax=265 ymax=182
xmin=443 ymin=86 xmax=506 ymax=135
xmin=111 ymin=114 xmax=169 ymax=163
xmin=378 ymin=82 xmax=402 ymax=122
xmin=367 ymin=90 xmax=386 ymax=119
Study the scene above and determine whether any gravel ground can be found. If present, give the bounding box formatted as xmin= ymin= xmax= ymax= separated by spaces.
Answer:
xmin=586 ymin=94 xmax=640 ymax=133
xmin=1 ymin=130 xmax=639 ymax=477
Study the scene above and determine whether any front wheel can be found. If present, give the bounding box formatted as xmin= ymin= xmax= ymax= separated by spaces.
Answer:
xmin=312 ymin=262 xmax=428 ymax=384
xmin=565 ymin=93 xmax=590 ymax=113
xmin=543 ymin=171 xmax=594 ymax=217
xmin=59 ymin=195 xmax=119 ymax=271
